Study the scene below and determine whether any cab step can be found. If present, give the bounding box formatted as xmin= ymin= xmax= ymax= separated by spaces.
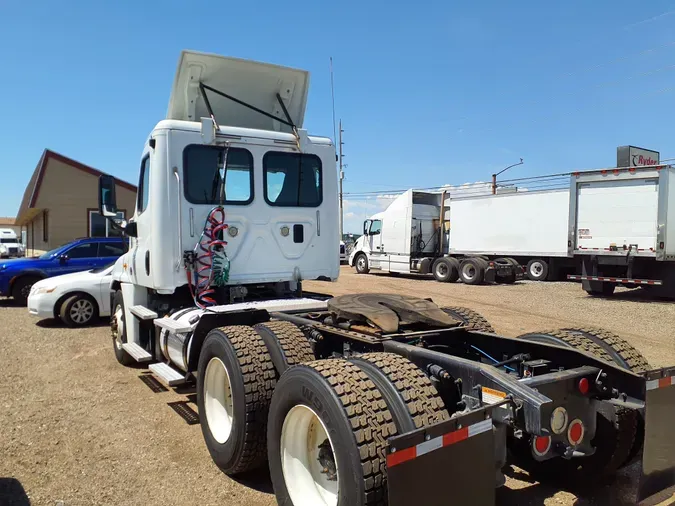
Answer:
xmin=129 ymin=305 xmax=158 ymax=320
xmin=154 ymin=318 xmax=192 ymax=334
xmin=122 ymin=342 xmax=153 ymax=362
xmin=149 ymin=362 xmax=186 ymax=386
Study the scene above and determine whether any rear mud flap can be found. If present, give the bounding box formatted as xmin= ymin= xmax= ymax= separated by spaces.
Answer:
xmin=639 ymin=368 xmax=675 ymax=504
xmin=387 ymin=406 xmax=497 ymax=506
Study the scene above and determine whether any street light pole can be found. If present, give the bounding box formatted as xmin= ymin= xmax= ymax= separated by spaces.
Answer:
xmin=492 ymin=158 xmax=524 ymax=194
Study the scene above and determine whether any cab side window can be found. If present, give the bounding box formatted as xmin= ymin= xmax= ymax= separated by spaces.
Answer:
xmin=369 ymin=220 xmax=382 ymax=235
xmin=138 ymin=156 xmax=150 ymax=214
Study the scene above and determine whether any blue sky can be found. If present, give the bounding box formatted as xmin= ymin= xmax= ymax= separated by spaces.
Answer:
xmin=1 ymin=1 xmax=674 ymax=233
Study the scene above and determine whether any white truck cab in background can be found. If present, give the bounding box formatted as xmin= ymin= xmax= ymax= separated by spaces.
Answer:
xmin=0 ymin=228 xmax=25 ymax=258
xmin=349 ymin=190 xmax=522 ymax=284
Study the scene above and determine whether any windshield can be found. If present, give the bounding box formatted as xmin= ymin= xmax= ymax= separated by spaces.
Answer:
xmin=0 ymin=238 xmax=18 ymax=244
xmin=39 ymin=244 xmax=68 ymax=259
xmin=91 ymin=262 xmax=115 ymax=274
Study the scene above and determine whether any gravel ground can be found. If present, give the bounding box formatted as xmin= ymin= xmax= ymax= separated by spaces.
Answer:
xmin=1 ymin=266 xmax=674 ymax=506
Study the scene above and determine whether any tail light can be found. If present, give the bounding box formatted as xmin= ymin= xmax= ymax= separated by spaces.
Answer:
xmin=568 ymin=419 xmax=585 ymax=446
xmin=578 ymin=377 xmax=590 ymax=395
xmin=532 ymin=435 xmax=551 ymax=456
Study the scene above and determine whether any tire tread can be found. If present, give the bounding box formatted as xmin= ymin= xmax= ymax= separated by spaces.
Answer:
xmin=441 ymin=306 xmax=495 ymax=333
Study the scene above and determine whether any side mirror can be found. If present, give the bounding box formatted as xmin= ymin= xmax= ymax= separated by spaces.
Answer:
xmin=59 ymin=254 xmax=68 ymax=264
xmin=99 ymin=175 xmax=118 ymax=218
xmin=363 ymin=220 xmax=371 ymax=236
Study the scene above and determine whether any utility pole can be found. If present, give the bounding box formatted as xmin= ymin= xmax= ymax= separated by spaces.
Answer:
xmin=338 ymin=120 xmax=345 ymax=239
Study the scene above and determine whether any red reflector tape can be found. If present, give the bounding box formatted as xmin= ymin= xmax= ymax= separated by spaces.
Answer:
xmin=646 ymin=376 xmax=675 ymax=391
xmin=387 ymin=419 xmax=492 ymax=468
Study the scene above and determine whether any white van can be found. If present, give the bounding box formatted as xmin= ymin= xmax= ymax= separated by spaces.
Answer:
xmin=0 ymin=229 xmax=25 ymax=258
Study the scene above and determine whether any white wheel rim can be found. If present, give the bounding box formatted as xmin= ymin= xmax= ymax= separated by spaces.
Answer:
xmin=204 ymin=357 xmax=234 ymax=444
xmin=357 ymin=257 xmax=365 ymax=270
xmin=437 ymin=263 xmax=448 ymax=276
xmin=281 ymin=404 xmax=338 ymax=506
xmin=530 ymin=262 xmax=543 ymax=277
xmin=113 ymin=304 xmax=124 ymax=350
xmin=70 ymin=299 xmax=94 ymax=323
xmin=462 ymin=264 xmax=476 ymax=280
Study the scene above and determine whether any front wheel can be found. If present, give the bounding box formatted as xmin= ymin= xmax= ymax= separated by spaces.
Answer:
xmin=12 ymin=276 xmax=40 ymax=306
xmin=111 ymin=290 xmax=134 ymax=366
xmin=354 ymin=253 xmax=370 ymax=274
xmin=268 ymin=359 xmax=395 ymax=506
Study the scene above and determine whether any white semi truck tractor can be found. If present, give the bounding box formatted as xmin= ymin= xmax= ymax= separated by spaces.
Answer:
xmin=349 ymin=190 xmax=523 ymax=284
xmin=98 ymin=50 xmax=675 ymax=506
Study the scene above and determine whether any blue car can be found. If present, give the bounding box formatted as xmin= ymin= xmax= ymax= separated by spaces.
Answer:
xmin=0 ymin=237 xmax=128 ymax=305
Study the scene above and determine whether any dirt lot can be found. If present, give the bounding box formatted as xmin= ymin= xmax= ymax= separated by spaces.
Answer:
xmin=1 ymin=266 xmax=674 ymax=506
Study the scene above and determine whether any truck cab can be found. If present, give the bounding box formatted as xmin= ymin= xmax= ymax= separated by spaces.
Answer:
xmin=0 ymin=228 xmax=25 ymax=258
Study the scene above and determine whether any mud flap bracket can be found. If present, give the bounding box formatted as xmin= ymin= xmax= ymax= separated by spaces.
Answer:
xmin=639 ymin=367 xmax=675 ymax=504
xmin=387 ymin=405 xmax=497 ymax=506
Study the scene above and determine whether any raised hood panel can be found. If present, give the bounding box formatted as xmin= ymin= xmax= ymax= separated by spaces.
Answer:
xmin=167 ymin=50 xmax=310 ymax=132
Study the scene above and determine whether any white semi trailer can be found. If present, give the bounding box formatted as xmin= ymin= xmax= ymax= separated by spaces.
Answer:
xmin=97 ymin=50 xmax=675 ymax=505
xmin=348 ymin=190 xmax=523 ymax=285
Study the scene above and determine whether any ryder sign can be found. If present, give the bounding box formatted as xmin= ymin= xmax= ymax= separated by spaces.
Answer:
xmin=617 ymin=145 xmax=660 ymax=168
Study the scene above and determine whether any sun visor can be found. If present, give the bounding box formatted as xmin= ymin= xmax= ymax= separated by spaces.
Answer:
xmin=167 ymin=50 xmax=310 ymax=132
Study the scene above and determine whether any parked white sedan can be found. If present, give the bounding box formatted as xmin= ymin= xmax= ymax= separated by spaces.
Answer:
xmin=28 ymin=264 xmax=113 ymax=327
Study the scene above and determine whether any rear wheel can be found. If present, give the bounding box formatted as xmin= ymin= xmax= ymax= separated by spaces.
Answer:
xmin=514 ymin=327 xmax=650 ymax=483
xmin=254 ymin=320 xmax=316 ymax=375
xmin=197 ymin=326 xmax=276 ymax=474
xmin=12 ymin=276 xmax=40 ymax=306
xmin=526 ymin=259 xmax=549 ymax=281
xmin=268 ymin=359 xmax=396 ymax=506
xmin=354 ymin=253 xmax=369 ymax=274
xmin=459 ymin=257 xmax=485 ymax=285
xmin=432 ymin=257 xmax=459 ymax=283
xmin=441 ymin=306 xmax=495 ymax=333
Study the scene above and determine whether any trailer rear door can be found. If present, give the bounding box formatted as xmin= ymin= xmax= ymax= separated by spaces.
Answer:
xmin=575 ymin=178 xmax=659 ymax=253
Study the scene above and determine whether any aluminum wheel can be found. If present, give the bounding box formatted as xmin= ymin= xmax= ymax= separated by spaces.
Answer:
xmin=281 ymin=404 xmax=338 ymax=506
xmin=357 ymin=256 xmax=366 ymax=270
xmin=436 ymin=263 xmax=448 ymax=277
xmin=70 ymin=299 xmax=94 ymax=324
xmin=204 ymin=357 xmax=234 ymax=444
xmin=462 ymin=263 xmax=476 ymax=282
xmin=112 ymin=304 xmax=124 ymax=351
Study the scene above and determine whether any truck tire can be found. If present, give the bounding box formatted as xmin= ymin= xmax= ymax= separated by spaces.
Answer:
xmin=59 ymin=293 xmax=99 ymax=327
xmin=441 ymin=306 xmax=495 ymax=333
xmin=267 ymin=359 xmax=396 ymax=506
xmin=12 ymin=275 xmax=41 ymax=306
xmin=432 ymin=257 xmax=459 ymax=283
xmin=197 ymin=325 xmax=276 ymax=475
xmin=111 ymin=290 xmax=134 ymax=366
xmin=526 ymin=259 xmax=549 ymax=281
xmin=254 ymin=320 xmax=316 ymax=376
xmin=354 ymin=253 xmax=369 ymax=274
xmin=514 ymin=327 xmax=650 ymax=483
xmin=350 ymin=352 xmax=450 ymax=431
xmin=585 ymin=283 xmax=616 ymax=297
xmin=459 ymin=257 xmax=485 ymax=285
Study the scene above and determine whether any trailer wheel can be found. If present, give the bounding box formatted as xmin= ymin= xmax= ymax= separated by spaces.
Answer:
xmin=111 ymin=290 xmax=134 ymax=366
xmin=354 ymin=253 xmax=369 ymax=274
xmin=514 ymin=327 xmax=650 ymax=482
xmin=268 ymin=359 xmax=396 ymax=506
xmin=197 ymin=325 xmax=276 ymax=475
xmin=459 ymin=257 xmax=485 ymax=285
xmin=432 ymin=257 xmax=459 ymax=283
xmin=441 ymin=306 xmax=495 ymax=333
xmin=254 ymin=320 xmax=316 ymax=375
xmin=526 ymin=259 xmax=549 ymax=281
xmin=350 ymin=353 xmax=450 ymax=431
